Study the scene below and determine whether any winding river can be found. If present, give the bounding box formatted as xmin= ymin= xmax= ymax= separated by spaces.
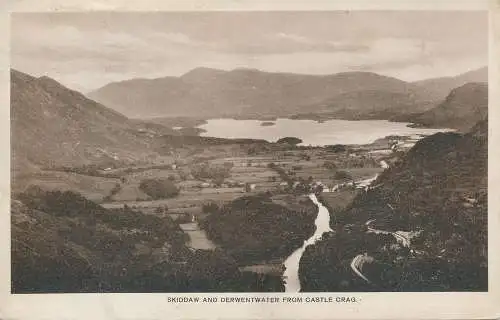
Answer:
xmin=283 ymin=169 xmax=386 ymax=292
xmin=283 ymin=194 xmax=333 ymax=292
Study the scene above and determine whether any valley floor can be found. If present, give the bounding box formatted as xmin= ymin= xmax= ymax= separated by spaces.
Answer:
xmin=11 ymin=132 xmax=463 ymax=292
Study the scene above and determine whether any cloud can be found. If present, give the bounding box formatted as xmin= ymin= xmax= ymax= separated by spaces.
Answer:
xmin=274 ymin=32 xmax=311 ymax=43
xmin=208 ymin=32 xmax=370 ymax=55
xmin=10 ymin=12 xmax=487 ymax=91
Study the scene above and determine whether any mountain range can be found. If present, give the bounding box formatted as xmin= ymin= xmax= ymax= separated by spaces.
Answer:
xmin=87 ymin=67 xmax=487 ymax=121
xmin=10 ymin=67 xmax=489 ymax=175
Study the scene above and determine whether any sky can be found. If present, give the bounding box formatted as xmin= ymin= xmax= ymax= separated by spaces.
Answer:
xmin=10 ymin=11 xmax=488 ymax=92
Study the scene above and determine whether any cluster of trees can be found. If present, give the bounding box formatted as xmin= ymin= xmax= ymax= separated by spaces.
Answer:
xmin=191 ymin=162 xmax=233 ymax=185
xmin=267 ymin=162 xmax=293 ymax=185
xmin=276 ymin=137 xmax=302 ymax=145
xmin=12 ymin=189 xmax=286 ymax=293
xmin=139 ymin=178 xmax=180 ymax=199
xmin=299 ymin=231 xmax=399 ymax=292
xmin=322 ymin=162 xmax=353 ymax=183
xmin=201 ymin=194 xmax=317 ymax=265
xmin=326 ymin=144 xmax=347 ymax=153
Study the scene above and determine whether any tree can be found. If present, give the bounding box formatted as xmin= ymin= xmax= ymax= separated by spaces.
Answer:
xmin=139 ymin=179 xmax=180 ymax=200
xmin=202 ymin=202 xmax=219 ymax=214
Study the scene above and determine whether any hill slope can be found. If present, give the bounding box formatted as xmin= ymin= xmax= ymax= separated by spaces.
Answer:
xmin=402 ymin=82 xmax=488 ymax=131
xmin=295 ymin=89 xmax=436 ymax=120
xmin=88 ymin=68 xmax=438 ymax=119
xmin=12 ymin=188 xmax=284 ymax=292
xmin=300 ymin=119 xmax=487 ymax=291
xmin=11 ymin=69 xmax=174 ymax=174
xmin=412 ymin=67 xmax=487 ymax=101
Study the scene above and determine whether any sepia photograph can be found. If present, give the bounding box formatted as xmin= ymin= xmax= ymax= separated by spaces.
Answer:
xmin=9 ymin=9 xmax=489 ymax=296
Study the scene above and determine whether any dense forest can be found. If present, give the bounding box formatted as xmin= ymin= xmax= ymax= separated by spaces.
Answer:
xmin=299 ymin=120 xmax=488 ymax=291
xmin=201 ymin=193 xmax=317 ymax=265
xmin=11 ymin=188 xmax=285 ymax=292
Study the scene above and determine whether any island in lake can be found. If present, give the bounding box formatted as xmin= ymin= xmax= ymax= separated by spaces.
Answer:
xmin=260 ymin=121 xmax=276 ymax=127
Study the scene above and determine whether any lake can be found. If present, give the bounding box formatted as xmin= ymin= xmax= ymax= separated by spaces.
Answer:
xmin=198 ymin=118 xmax=452 ymax=146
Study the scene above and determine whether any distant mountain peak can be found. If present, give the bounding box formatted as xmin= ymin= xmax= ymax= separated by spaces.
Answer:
xmin=230 ymin=67 xmax=262 ymax=73
xmin=181 ymin=67 xmax=226 ymax=79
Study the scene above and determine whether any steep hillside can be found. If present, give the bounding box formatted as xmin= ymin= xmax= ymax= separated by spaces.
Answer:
xmin=88 ymin=68 xmax=435 ymax=119
xmin=12 ymin=188 xmax=284 ymax=292
xmin=413 ymin=67 xmax=487 ymax=101
xmin=403 ymin=82 xmax=488 ymax=131
xmin=11 ymin=69 xmax=173 ymax=174
xmin=299 ymin=120 xmax=487 ymax=291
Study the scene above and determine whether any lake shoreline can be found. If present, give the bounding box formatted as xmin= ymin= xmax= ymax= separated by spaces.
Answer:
xmin=197 ymin=117 xmax=453 ymax=146
xmin=145 ymin=115 xmax=450 ymax=138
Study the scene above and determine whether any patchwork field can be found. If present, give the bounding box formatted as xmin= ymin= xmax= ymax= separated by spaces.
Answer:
xmin=16 ymin=137 xmax=399 ymax=279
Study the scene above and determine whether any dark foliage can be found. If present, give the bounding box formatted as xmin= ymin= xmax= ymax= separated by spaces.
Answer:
xmin=202 ymin=194 xmax=316 ymax=265
xmin=12 ymin=190 xmax=285 ymax=293
xmin=276 ymin=137 xmax=303 ymax=145
xmin=139 ymin=178 xmax=180 ymax=199
xmin=190 ymin=162 xmax=233 ymax=183
xmin=300 ymin=125 xmax=487 ymax=292
xmin=326 ymin=144 xmax=347 ymax=153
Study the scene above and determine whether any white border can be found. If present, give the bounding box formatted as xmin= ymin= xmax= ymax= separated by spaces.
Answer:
xmin=1 ymin=1 xmax=498 ymax=319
